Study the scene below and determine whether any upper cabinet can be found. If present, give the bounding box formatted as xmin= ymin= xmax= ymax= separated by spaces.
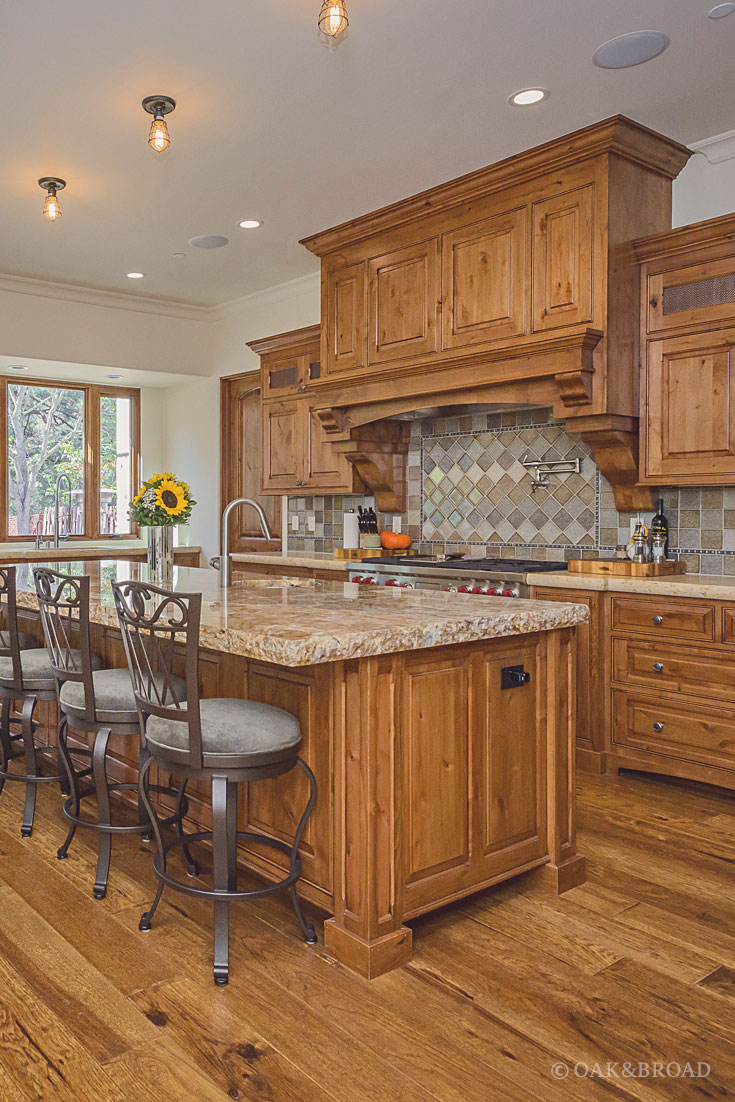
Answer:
xmin=636 ymin=215 xmax=735 ymax=485
xmin=532 ymin=185 xmax=593 ymax=333
xmin=368 ymin=238 xmax=441 ymax=365
xmin=325 ymin=262 xmax=365 ymax=376
xmin=441 ymin=208 xmax=526 ymax=350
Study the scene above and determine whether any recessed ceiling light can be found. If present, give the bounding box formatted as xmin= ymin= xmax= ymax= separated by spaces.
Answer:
xmin=173 ymin=252 xmax=186 ymax=259
xmin=593 ymin=30 xmax=670 ymax=69
xmin=105 ymin=373 xmax=123 ymax=380
xmin=8 ymin=364 xmax=28 ymax=371
xmin=188 ymin=235 xmax=229 ymax=249
xmin=126 ymin=272 xmax=145 ymax=279
xmin=509 ymin=88 xmax=549 ymax=106
xmin=709 ymin=2 xmax=735 ymax=16
xmin=239 ymin=219 xmax=262 ymax=229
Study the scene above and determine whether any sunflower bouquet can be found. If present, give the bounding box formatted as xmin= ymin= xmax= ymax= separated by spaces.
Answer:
xmin=130 ymin=473 xmax=196 ymax=527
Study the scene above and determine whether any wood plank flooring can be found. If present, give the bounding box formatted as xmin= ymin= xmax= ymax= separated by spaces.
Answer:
xmin=1 ymin=768 xmax=735 ymax=1100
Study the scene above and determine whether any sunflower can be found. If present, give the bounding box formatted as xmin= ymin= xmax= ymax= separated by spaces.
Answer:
xmin=155 ymin=479 xmax=188 ymax=516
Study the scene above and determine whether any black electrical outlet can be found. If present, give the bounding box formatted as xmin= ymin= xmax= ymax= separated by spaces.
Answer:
xmin=501 ymin=664 xmax=531 ymax=690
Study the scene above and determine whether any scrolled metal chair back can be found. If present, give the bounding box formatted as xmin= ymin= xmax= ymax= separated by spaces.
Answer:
xmin=112 ymin=580 xmax=203 ymax=767
xmin=33 ymin=567 xmax=95 ymax=719
xmin=0 ymin=565 xmax=24 ymax=692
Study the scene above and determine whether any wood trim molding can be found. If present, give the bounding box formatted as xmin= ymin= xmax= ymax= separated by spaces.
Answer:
xmin=634 ymin=212 xmax=735 ymax=262
xmin=247 ymin=324 xmax=321 ymax=356
xmin=301 ymin=116 xmax=690 ymax=255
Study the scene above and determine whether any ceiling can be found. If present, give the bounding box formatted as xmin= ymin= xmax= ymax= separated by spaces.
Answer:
xmin=0 ymin=356 xmax=192 ymax=389
xmin=1 ymin=0 xmax=733 ymax=307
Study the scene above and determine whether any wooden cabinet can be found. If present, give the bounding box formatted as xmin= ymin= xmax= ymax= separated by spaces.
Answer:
xmin=325 ymin=262 xmax=365 ymax=376
xmin=532 ymin=185 xmax=594 ymax=333
xmin=637 ymin=214 xmax=735 ymax=485
xmin=368 ymin=238 xmax=441 ymax=366
xmin=252 ymin=326 xmax=363 ymax=496
xmin=441 ymin=208 xmax=526 ymax=350
xmin=644 ymin=329 xmax=735 ymax=481
xmin=610 ymin=595 xmax=715 ymax=641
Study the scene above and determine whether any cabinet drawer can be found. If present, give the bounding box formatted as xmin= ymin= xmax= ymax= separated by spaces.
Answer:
xmin=722 ymin=607 xmax=735 ymax=644
xmin=612 ymin=637 xmax=735 ymax=702
xmin=610 ymin=597 xmax=715 ymax=642
xmin=612 ymin=690 xmax=735 ymax=771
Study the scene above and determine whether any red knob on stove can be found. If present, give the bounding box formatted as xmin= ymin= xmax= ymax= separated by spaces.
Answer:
xmin=471 ymin=585 xmax=487 ymax=595
xmin=487 ymin=587 xmax=501 ymax=596
xmin=385 ymin=578 xmax=397 ymax=586
xmin=501 ymin=588 xmax=517 ymax=598
xmin=457 ymin=585 xmax=472 ymax=594
xmin=352 ymin=575 xmax=364 ymax=583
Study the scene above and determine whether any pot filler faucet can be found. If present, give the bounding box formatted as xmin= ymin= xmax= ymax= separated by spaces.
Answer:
xmin=218 ymin=498 xmax=273 ymax=587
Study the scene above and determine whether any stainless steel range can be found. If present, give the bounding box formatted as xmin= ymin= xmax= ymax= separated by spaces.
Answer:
xmin=347 ymin=555 xmax=568 ymax=598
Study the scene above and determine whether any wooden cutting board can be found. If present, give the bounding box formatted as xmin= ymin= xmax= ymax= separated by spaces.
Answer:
xmin=568 ymin=558 xmax=686 ymax=577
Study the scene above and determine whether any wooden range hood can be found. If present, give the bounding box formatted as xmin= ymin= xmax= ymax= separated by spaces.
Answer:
xmin=301 ymin=116 xmax=691 ymax=512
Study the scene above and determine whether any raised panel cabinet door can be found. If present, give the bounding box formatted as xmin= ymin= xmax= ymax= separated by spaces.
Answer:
xmin=305 ymin=401 xmax=355 ymax=491
xmin=532 ymin=587 xmax=599 ymax=751
xmin=221 ymin=375 xmax=281 ymax=551
xmin=325 ymin=262 xmax=366 ymax=375
xmin=442 ymin=208 xmax=526 ymax=350
xmin=368 ymin=238 xmax=441 ymax=365
xmin=646 ymin=333 xmax=735 ymax=480
xmin=261 ymin=399 xmax=302 ymax=492
xmin=532 ymin=185 xmax=593 ymax=332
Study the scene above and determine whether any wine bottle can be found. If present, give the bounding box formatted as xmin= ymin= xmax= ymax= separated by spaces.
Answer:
xmin=651 ymin=496 xmax=669 ymax=558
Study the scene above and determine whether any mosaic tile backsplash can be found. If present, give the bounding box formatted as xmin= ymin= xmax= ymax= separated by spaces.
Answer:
xmin=287 ymin=406 xmax=735 ymax=575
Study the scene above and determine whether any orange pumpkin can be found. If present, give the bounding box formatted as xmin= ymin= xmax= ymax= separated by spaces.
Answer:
xmin=380 ymin=531 xmax=412 ymax=550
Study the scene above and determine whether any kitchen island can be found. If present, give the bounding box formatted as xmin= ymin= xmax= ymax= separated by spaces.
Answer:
xmin=14 ymin=561 xmax=588 ymax=977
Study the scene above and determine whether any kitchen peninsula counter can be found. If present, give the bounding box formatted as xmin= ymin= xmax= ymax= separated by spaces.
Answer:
xmin=528 ymin=568 xmax=735 ymax=601
xmin=15 ymin=561 xmax=587 ymax=978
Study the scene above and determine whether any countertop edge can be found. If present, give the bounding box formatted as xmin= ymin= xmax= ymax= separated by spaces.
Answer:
xmin=527 ymin=570 xmax=735 ymax=599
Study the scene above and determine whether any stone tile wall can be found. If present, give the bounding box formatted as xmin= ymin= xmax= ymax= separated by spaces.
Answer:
xmin=286 ymin=407 xmax=735 ymax=574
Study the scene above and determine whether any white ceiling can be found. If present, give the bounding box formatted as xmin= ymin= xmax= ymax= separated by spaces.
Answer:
xmin=1 ymin=0 xmax=733 ymax=307
xmin=0 ymin=357 xmax=192 ymax=389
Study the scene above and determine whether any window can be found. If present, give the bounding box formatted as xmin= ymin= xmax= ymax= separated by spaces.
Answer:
xmin=2 ymin=379 xmax=140 ymax=541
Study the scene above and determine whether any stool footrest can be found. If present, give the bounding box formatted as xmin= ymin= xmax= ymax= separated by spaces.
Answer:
xmin=62 ymin=784 xmax=189 ymax=835
xmin=151 ymin=830 xmax=302 ymax=901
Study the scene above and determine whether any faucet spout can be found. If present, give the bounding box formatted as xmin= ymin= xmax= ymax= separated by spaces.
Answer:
xmin=53 ymin=473 xmax=73 ymax=549
xmin=219 ymin=498 xmax=273 ymax=587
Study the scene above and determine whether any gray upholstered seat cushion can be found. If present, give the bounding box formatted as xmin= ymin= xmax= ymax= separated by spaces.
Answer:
xmin=0 ymin=647 xmax=101 ymax=690
xmin=146 ymin=697 xmax=302 ymax=765
xmin=60 ymin=667 xmax=185 ymax=723
xmin=0 ymin=631 xmax=37 ymax=651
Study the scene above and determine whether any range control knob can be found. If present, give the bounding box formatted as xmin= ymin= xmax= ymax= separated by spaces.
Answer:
xmin=457 ymin=584 xmax=472 ymax=594
xmin=486 ymin=587 xmax=501 ymax=596
xmin=501 ymin=587 xmax=519 ymax=598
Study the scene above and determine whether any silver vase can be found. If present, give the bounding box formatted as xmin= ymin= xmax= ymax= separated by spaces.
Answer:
xmin=146 ymin=524 xmax=174 ymax=582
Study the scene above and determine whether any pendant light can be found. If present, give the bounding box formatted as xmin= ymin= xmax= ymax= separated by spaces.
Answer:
xmin=318 ymin=0 xmax=349 ymax=38
xmin=142 ymin=95 xmax=176 ymax=152
xmin=38 ymin=177 xmax=66 ymax=221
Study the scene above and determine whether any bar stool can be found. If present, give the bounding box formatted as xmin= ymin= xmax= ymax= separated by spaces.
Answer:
xmin=0 ymin=564 xmax=80 ymax=837
xmin=112 ymin=578 xmax=318 ymax=986
xmin=33 ymin=567 xmax=193 ymax=900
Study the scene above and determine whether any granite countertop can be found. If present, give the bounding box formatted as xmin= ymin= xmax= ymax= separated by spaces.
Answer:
xmin=0 ymin=543 xmax=201 ymax=563
xmin=13 ymin=561 xmax=588 ymax=668
xmin=233 ymin=551 xmax=349 ymax=572
xmin=528 ymin=569 xmax=735 ymax=601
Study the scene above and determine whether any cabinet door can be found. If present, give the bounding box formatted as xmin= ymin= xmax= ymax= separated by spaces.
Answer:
xmin=221 ymin=375 xmax=281 ymax=551
xmin=645 ymin=330 xmax=735 ymax=481
xmin=262 ymin=351 xmax=305 ymax=398
xmin=305 ymin=402 xmax=356 ymax=491
xmin=532 ymin=185 xmax=593 ymax=332
xmin=368 ymin=238 xmax=440 ymax=365
xmin=262 ymin=400 xmax=302 ymax=492
xmin=325 ymin=262 xmax=365 ymax=375
xmin=646 ymin=254 xmax=735 ymax=335
xmin=442 ymin=208 xmax=526 ymax=350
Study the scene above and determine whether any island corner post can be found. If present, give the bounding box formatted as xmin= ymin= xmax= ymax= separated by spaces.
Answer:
xmin=15 ymin=567 xmax=585 ymax=980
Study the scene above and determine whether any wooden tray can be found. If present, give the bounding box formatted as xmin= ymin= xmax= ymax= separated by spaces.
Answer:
xmin=333 ymin=547 xmax=419 ymax=560
xmin=568 ymin=557 xmax=685 ymax=577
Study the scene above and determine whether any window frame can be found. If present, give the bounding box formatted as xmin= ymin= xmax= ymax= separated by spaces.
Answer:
xmin=2 ymin=377 xmax=141 ymax=541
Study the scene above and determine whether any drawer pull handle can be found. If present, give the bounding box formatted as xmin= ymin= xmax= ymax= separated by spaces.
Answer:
xmin=653 ymin=662 xmax=664 ymax=672
xmin=652 ymin=615 xmax=663 ymax=625
xmin=653 ymin=721 xmax=664 ymax=733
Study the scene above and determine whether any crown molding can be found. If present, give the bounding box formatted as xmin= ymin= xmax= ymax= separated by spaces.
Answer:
xmin=0 ymin=272 xmax=213 ymax=321
xmin=212 ymin=271 xmax=320 ymax=320
xmin=690 ymin=128 xmax=735 ymax=165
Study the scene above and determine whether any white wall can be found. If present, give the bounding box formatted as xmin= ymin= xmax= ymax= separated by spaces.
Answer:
xmin=162 ymin=274 xmax=319 ymax=559
xmin=673 ymin=143 xmax=735 ymax=228
xmin=0 ymin=276 xmax=213 ymax=379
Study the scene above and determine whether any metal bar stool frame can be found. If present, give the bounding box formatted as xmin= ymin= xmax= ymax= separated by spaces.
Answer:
xmin=0 ymin=565 xmax=78 ymax=837
xmin=112 ymin=578 xmax=318 ymax=986
xmin=33 ymin=566 xmax=194 ymax=900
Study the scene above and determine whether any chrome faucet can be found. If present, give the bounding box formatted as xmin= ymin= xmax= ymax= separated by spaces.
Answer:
xmin=53 ymin=473 xmax=73 ymax=549
xmin=218 ymin=498 xmax=273 ymax=587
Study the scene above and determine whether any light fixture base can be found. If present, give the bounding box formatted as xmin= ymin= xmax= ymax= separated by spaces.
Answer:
xmin=38 ymin=177 xmax=66 ymax=192
xmin=142 ymin=95 xmax=176 ymax=116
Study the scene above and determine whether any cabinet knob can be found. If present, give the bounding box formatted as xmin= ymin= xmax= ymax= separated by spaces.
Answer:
xmin=653 ymin=662 xmax=664 ymax=672
xmin=652 ymin=615 xmax=663 ymax=625
xmin=653 ymin=721 xmax=664 ymax=733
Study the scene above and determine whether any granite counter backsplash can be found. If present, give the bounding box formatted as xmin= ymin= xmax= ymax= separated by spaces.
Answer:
xmin=287 ymin=407 xmax=735 ymax=576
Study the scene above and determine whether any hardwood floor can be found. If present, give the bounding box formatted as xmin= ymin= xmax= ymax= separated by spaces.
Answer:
xmin=1 ymin=768 xmax=735 ymax=1100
